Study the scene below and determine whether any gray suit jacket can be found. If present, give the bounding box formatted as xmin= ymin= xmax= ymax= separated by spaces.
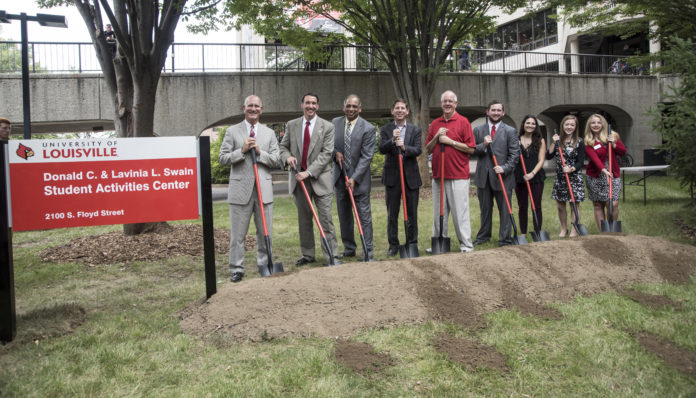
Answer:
xmin=332 ymin=116 xmax=376 ymax=196
xmin=219 ymin=121 xmax=280 ymax=205
xmin=279 ymin=116 xmax=335 ymax=196
xmin=473 ymin=121 xmax=520 ymax=191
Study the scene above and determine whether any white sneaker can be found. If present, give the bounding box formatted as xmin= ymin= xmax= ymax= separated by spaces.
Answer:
xmin=460 ymin=248 xmax=473 ymax=253
xmin=425 ymin=248 xmax=432 ymax=254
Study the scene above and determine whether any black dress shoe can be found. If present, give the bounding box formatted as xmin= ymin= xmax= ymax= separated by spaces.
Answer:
xmin=295 ymin=257 xmax=314 ymax=266
xmin=473 ymin=239 xmax=489 ymax=246
xmin=230 ymin=272 xmax=244 ymax=283
xmin=387 ymin=247 xmax=398 ymax=257
xmin=341 ymin=251 xmax=356 ymax=258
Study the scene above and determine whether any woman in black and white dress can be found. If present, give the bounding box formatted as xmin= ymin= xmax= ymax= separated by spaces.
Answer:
xmin=547 ymin=115 xmax=585 ymax=237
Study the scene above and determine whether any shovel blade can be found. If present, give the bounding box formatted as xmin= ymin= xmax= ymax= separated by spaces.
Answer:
xmin=399 ymin=243 xmax=419 ymax=258
xmin=610 ymin=220 xmax=622 ymax=232
xmin=258 ymin=264 xmax=272 ymax=277
xmin=271 ymin=262 xmax=284 ymax=274
xmin=573 ymin=223 xmax=589 ymax=236
xmin=430 ymin=236 xmax=451 ymax=254
xmin=512 ymin=235 xmax=528 ymax=245
xmin=600 ymin=220 xmax=610 ymax=232
xmin=530 ymin=230 xmax=551 ymax=242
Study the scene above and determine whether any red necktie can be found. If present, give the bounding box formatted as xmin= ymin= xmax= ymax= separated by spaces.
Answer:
xmin=301 ymin=121 xmax=310 ymax=171
xmin=491 ymin=124 xmax=496 ymax=140
xmin=249 ymin=124 xmax=255 ymax=137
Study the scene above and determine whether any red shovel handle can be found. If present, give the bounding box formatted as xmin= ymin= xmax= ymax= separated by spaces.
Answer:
xmin=491 ymin=152 xmax=514 ymax=215
xmin=607 ymin=139 xmax=613 ymax=198
xmin=518 ymin=153 xmax=537 ymax=211
xmin=250 ymin=151 xmax=269 ymax=236
xmin=341 ymin=164 xmax=364 ymax=235
xmin=556 ymin=140 xmax=578 ymax=204
xmin=293 ymin=167 xmax=327 ymax=239
xmin=397 ymin=150 xmax=409 ymax=222
xmin=439 ymin=144 xmax=445 ymax=216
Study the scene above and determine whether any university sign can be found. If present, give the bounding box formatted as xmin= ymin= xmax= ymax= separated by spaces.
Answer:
xmin=7 ymin=137 xmax=200 ymax=231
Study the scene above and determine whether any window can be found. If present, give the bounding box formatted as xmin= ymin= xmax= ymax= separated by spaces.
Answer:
xmin=473 ymin=8 xmax=558 ymax=54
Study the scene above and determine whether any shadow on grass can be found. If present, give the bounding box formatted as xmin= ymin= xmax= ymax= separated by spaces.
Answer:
xmin=1 ymin=303 xmax=86 ymax=349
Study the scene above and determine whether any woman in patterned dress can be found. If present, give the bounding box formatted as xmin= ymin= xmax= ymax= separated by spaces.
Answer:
xmin=514 ymin=115 xmax=546 ymax=235
xmin=547 ymin=115 xmax=585 ymax=237
xmin=583 ymin=114 xmax=627 ymax=230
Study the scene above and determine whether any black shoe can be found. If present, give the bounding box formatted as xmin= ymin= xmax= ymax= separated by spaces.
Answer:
xmin=387 ymin=247 xmax=398 ymax=257
xmin=473 ymin=239 xmax=489 ymax=246
xmin=341 ymin=251 xmax=356 ymax=258
xmin=230 ymin=272 xmax=244 ymax=283
xmin=295 ymin=257 xmax=314 ymax=266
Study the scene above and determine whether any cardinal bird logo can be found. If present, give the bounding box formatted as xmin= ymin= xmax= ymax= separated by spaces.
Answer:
xmin=16 ymin=143 xmax=35 ymax=160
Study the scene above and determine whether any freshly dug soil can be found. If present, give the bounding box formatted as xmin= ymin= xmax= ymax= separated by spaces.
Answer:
xmin=632 ymin=331 xmax=696 ymax=379
xmin=334 ymin=339 xmax=394 ymax=375
xmin=432 ymin=333 xmax=509 ymax=373
xmin=180 ymin=235 xmax=696 ymax=341
xmin=621 ymin=289 xmax=683 ymax=311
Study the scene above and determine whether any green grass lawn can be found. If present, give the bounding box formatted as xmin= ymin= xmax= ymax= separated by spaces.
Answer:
xmin=1 ymin=175 xmax=695 ymax=397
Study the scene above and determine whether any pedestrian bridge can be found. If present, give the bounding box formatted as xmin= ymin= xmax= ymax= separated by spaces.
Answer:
xmin=0 ymin=70 xmax=676 ymax=164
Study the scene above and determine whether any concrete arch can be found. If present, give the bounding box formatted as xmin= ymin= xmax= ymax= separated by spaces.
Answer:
xmin=538 ymin=103 xmax=634 ymax=154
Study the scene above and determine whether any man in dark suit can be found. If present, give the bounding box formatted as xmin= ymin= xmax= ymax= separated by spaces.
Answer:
xmin=279 ymin=93 xmax=341 ymax=266
xmin=333 ymin=95 xmax=376 ymax=260
xmin=379 ymin=99 xmax=422 ymax=256
xmin=473 ymin=100 xmax=520 ymax=246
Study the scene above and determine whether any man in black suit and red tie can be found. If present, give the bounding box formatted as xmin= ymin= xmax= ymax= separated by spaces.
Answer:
xmin=379 ymin=99 xmax=423 ymax=256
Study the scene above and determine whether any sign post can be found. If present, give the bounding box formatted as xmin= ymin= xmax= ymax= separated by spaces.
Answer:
xmin=1 ymin=141 xmax=16 ymax=343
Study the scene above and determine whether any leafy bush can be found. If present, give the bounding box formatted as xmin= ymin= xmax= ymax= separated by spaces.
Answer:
xmin=651 ymin=37 xmax=696 ymax=197
xmin=210 ymin=127 xmax=231 ymax=184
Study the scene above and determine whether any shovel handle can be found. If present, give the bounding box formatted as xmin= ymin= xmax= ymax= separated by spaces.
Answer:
xmin=555 ymin=139 xmax=578 ymax=204
xmin=607 ymin=138 xmax=614 ymax=221
xmin=340 ymin=164 xmax=365 ymax=235
xmin=397 ymin=149 xmax=409 ymax=222
xmin=292 ymin=167 xmax=327 ymax=239
xmin=490 ymin=153 xmax=514 ymax=215
xmin=250 ymin=151 xmax=270 ymax=237
xmin=519 ymin=154 xmax=538 ymax=211
xmin=440 ymin=143 xmax=445 ymax=216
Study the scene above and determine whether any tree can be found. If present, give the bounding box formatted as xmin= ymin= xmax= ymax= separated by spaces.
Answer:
xmin=37 ymin=0 xmax=208 ymax=234
xmin=194 ymin=0 xmax=524 ymax=185
xmin=650 ymin=38 xmax=696 ymax=196
xmin=544 ymin=0 xmax=696 ymax=44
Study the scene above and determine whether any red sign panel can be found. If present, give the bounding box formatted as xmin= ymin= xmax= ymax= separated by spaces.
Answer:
xmin=7 ymin=137 xmax=199 ymax=231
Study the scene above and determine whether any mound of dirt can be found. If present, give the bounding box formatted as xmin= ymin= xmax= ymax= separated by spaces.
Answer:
xmin=39 ymin=225 xmax=236 ymax=265
xmin=180 ymin=235 xmax=696 ymax=341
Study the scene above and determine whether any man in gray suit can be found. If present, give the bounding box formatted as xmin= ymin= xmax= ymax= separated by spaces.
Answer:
xmin=219 ymin=95 xmax=281 ymax=282
xmin=279 ymin=93 xmax=341 ymax=266
xmin=333 ymin=94 xmax=376 ymax=260
xmin=473 ymin=100 xmax=520 ymax=246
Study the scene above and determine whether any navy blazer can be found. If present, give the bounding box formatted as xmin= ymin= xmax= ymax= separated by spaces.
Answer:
xmin=379 ymin=121 xmax=422 ymax=190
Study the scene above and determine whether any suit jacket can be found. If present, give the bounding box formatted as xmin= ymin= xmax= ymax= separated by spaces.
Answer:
xmin=332 ymin=116 xmax=376 ymax=196
xmin=379 ymin=121 xmax=422 ymax=190
xmin=473 ymin=121 xmax=520 ymax=191
xmin=219 ymin=121 xmax=280 ymax=205
xmin=279 ymin=116 xmax=335 ymax=196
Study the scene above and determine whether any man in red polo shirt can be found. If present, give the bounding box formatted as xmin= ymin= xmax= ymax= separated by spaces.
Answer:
xmin=425 ymin=90 xmax=476 ymax=253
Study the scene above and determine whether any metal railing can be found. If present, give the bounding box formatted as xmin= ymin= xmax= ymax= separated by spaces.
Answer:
xmin=0 ymin=41 xmax=649 ymax=76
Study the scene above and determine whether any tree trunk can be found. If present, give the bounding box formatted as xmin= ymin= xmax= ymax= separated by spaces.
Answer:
xmin=122 ymin=64 xmax=164 ymax=236
xmin=413 ymin=104 xmax=433 ymax=189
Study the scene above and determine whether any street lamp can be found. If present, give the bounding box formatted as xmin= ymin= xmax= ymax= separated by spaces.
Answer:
xmin=0 ymin=11 xmax=67 ymax=139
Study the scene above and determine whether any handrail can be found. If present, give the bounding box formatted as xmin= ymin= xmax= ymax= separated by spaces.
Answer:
xmin=0 ymin=41 xmax=649 ymax=75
